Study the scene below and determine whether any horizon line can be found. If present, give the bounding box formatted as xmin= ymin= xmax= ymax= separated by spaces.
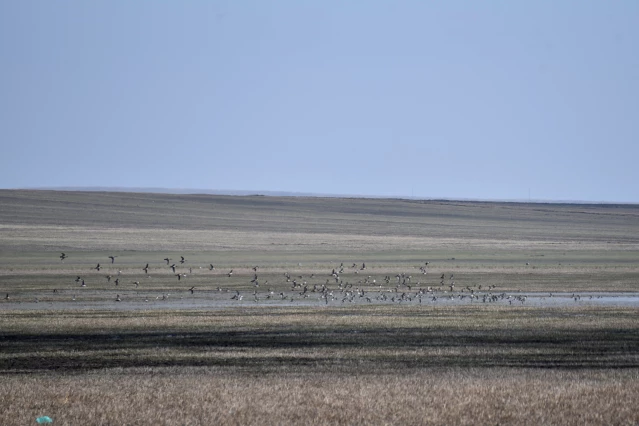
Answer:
xmin=4 ymin=186 xmax=638 ymax=206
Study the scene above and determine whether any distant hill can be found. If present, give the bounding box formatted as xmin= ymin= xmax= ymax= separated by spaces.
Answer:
xmin=26 ymin=186 xmax=319 ymax=197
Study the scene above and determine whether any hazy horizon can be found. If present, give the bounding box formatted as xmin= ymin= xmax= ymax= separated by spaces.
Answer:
xmin=5 ymin=185 xmax=637 ymax=205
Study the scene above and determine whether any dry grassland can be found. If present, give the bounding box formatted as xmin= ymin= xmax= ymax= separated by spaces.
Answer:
xmin=2 ymin=190 xmax=639 ymax=253
xmin=1 ymin=190 xmax=639 ymax=424
xmin=6 ymin=223 xmax=636 ymax=253
xmin=2 ymin=368 xmax=638 ymax=426
xmin=1 ymin=306 xmax=639 ymax=425
xmin=1 ymin=306 xmax=638 ymax=424
xmin=2 ymin=306 xmax=638 ymax=371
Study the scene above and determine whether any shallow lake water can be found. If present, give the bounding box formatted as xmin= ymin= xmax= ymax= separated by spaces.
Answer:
xmin=2 ymin=291 xmax=638 ymax=311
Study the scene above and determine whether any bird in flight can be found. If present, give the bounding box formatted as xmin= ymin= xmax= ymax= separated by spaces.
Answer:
xmin=209 ymin=264 xmax=215 ymax=270
xmin=170 ymin=264 xmax=176 ymax=273
xmin=143 ymin=264 xmax=149 ymax=274
xmin=94 ymin=264 xmax=101 ymax=271
xmin=60 ymin=253 xmax=67 ymax=261
xmin=163 ymin=258 xmax=171 ymax=265
xmin=108 ymin=256 xmax=117 ymax=264
xmin=180 ymin=256 xmax=186 ymax=264
xmin=189 ymin=286 xmax=195 ymax=294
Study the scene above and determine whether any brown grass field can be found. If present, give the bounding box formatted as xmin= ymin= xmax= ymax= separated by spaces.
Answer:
xmin=1 ymin=189 xmax=638 ymax=425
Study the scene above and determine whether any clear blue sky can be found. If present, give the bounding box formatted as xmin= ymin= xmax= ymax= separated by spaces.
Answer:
xmin=1 ymin=1 xmax=637 ymax=202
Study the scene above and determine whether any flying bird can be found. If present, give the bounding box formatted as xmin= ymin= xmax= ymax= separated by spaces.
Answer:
xmin=170 ymin=264 xmax=176 ymax=273
xmin=60 ymin=252 xmax=67 ymax=261
xmin=180 ymin=256 xmax=186 ymax=264
xmin=143 ymin=264 xmax=149 ymax=274
xmin=108 ymin=256 xmax=117 ymax=264
xmin=163 ymin=258 xmax=171 ymax=265
xmin=94 ymin=264 xmax=101 ymax=271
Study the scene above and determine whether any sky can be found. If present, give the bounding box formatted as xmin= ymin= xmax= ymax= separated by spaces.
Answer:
xmin=1 ymin=1 xmax=638 ymax=202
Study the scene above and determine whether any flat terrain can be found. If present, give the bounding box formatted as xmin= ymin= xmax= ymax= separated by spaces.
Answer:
xmin=1 ymin=190 xmax=638 ymax=425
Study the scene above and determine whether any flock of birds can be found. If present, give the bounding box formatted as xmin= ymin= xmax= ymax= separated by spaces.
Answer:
xmin=1 ymin=252 xmax=600 ymax=307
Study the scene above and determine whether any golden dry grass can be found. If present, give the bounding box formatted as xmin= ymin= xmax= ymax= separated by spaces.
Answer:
xmin=1 ymin=368 xmax=638 ymax=425
xmin=2 ymin=305 xmax=638 ymax=333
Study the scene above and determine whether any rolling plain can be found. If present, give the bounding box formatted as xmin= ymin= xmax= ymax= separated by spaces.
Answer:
xmin=1 ymin=189 xmax=638 ymax=425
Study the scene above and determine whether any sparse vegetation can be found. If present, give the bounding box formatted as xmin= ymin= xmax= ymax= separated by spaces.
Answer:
xmin=0 ymin=190 xmax=638 ymax=425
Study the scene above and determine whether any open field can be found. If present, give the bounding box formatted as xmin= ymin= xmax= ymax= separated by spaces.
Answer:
xmin=2 ymin=190 xmax=639 ymax=251
xmin=1 ymin=190 xmax=638 ymax=424
xmin=1 ymin=307 xmax=638 ymax=425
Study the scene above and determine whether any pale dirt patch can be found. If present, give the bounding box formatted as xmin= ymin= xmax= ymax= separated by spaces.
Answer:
xmin=1 ymin=224 xmax=636 ymax=252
